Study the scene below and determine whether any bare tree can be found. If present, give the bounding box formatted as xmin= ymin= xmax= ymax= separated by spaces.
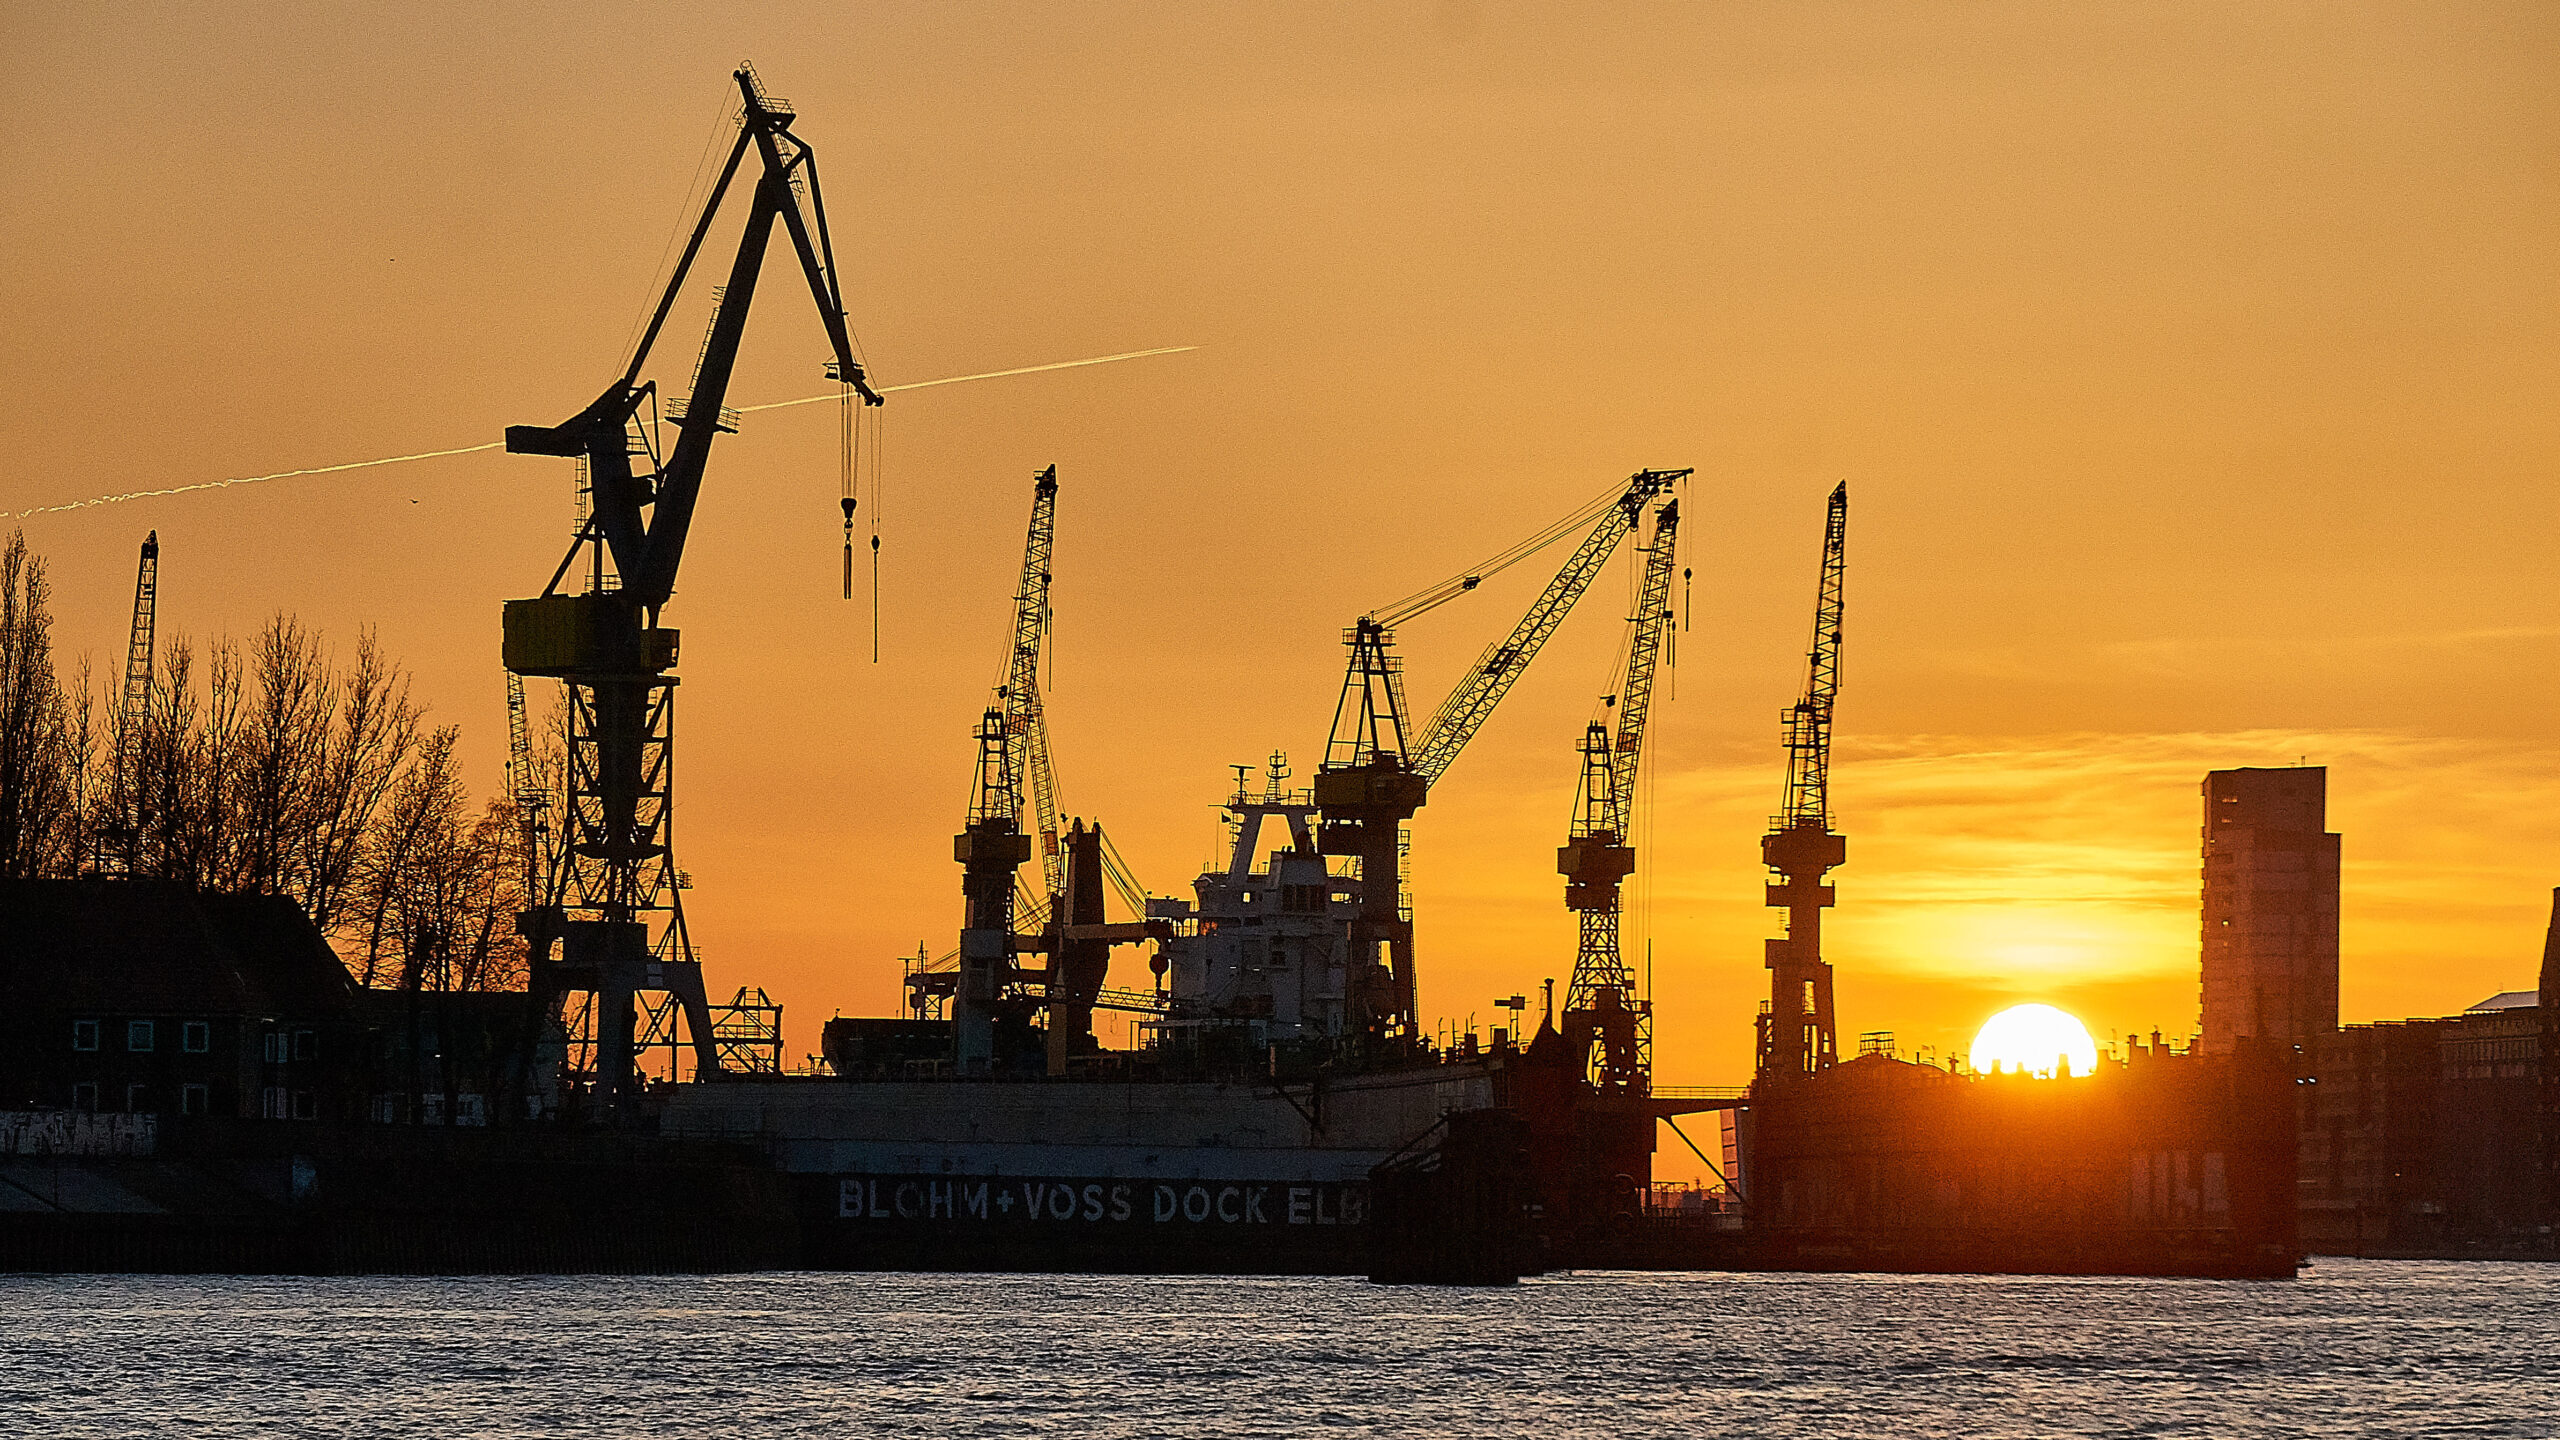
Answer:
xmin=0 ymin=531 xmax=74 ymax=877
xmin=345 ymin=728 xmax=526 ymax=993
xmin=4 ymin=531 xmax=512 ymax=996
xmin=56 ymin=657 xmax=99 ymax=877
xmin=231 ymin=616 xmax=332 ymax=897
xmin=298 ymin=628 xmax=418 ymax=935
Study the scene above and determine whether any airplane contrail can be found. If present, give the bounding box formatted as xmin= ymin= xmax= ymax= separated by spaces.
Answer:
xmin=6 ymin=345 xmax=1200 ymax=519
xmin=741 ymin=345 xmax=1198 ymax=412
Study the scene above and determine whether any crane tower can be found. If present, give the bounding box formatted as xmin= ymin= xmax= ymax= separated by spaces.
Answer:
xmin=952 ymin=467 xmax=1061 ymax=1073
xmin=1558 ymin=498 xmax=1680 ymax=1093
xmin=501 ymin=66 xmax=880 ymax=1116
xmin=1757 ymin=483 xmax=1848 ymax=1085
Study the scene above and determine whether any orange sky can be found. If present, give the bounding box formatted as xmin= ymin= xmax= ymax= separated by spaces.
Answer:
xmin=5 ymin=5 xmax=2556 ymax=1177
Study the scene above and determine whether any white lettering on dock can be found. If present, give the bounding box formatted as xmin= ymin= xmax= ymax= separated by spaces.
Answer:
xmin=837 ymin=1173 xmax=1364 ymax=1228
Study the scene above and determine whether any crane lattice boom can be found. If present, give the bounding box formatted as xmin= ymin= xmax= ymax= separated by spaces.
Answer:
xmin=103 ymin=531 xmax=158 ymax=874
xmin=999 ymin=467 xmax=1064 ymax=901
xmin=1410 ymin=468 xmax=1689 ymax=785
xmin=1603 ymin=499 xmax=1680 ymax=839
xmin=1779 ymin=482 xmax=1847 ymax=829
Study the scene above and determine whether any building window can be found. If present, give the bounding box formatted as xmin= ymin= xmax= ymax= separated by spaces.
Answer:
xmin=292 ymin=1029 xmax=316 ymax=1062
xmin=71 ymin=1082 xmax=99 ymax=1112
xmin=181 ymin=1084 xmax=210 ymax=1116
xmin=261 ymin=1086 xmax=288 ymax=1119
xmin=291 ymin=1090 xmax=317 ymax=1121
xmin=127 ymin=1019 xmax=154 ymax=1052
xmin=125 ymin=1083 xmax=151 ymax=1114
xmin=72 ymin=1019 xmax=99 ymax=1051
xmin=183 ymin=1021 xmax=211 ymax=1054
xmin=263 ymin=1032 xmax=287 ymax=1065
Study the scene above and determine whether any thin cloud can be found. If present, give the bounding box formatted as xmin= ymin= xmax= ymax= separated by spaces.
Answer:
xmin=1641 ymin=727 xmax=2560 ymax=987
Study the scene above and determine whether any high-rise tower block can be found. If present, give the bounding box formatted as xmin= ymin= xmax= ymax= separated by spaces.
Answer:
xmin=2198 ymin=766 xmax=2340 ymax=1053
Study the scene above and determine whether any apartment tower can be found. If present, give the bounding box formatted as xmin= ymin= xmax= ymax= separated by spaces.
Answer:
xmin=2199 ymin=766 xmax=2341 ymax=1053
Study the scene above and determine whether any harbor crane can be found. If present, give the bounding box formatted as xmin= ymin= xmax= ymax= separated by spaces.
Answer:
xmin=949 ymin=466 xmax=1162 ymax=1074
xmin=500 ymin=65 xmax=880 ymax=1115
xmin=1558 ymin=498 xmax=1680 ymax=1093
xmin=1316 ymin=467 xmax=1690 ymax=1039
xmin=1757 ymin=483 xmax=1848 ymax=1085
xmin=97 ymin=531 xmax=158 ymax=876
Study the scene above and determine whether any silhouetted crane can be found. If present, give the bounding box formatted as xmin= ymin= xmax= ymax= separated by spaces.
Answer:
xmin=1757 ymin=483 xmax=1848 ymax=1085
xmin=500 ymin=66 xmax=879 ymax=1116
xmin=1559 ymin=498 xmax=1680 ymax=1093
xmin=1315 ymin=467 xmax=1690 ymax=1039
xmin=1002 ymin=467 xmax=1065 ymax=909
xmin=100 ymin=531 xmax=158 ymax=875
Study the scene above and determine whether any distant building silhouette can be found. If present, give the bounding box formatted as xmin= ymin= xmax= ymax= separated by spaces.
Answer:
xmin=2199 ymin=767 xmax=2340 ymax=1053
xmin=2293 ymin=887 xmax=2560 ymax=1256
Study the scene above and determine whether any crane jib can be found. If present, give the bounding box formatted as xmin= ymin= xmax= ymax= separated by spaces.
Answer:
xmin=1409 ymin=468 xmax=1688 ymax=786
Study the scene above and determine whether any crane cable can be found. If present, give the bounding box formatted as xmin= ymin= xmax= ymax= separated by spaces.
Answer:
xmin=839 ymin=380 xmax=856 ymax=600
xmin=869 ymin=400 xmax=885 ymax=662
xmin=623 ymin=85 xmax=746 ymax=368
xmin=1366 ymin=478 xmax=1623 ymax=627
xmin=1097 ymin=828 xmax=1149 ymax=916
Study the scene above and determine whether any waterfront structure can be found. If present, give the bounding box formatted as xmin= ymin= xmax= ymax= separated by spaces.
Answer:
xmin=0 ymin=879 xmax=363 ymax=1121
xmin=2199 ymin=767 xmax=2340 ymax=1053
xmin=1737 ymin=1041 xmax=2300 ymax=1276
xmin=0 ymin=878 xmax=551 ymax=1129
xmin=2295 ymin=891 xmax=2560 ymax=1256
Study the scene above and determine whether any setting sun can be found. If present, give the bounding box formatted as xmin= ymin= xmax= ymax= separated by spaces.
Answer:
xmin=1969 ymin=1004 xmax=2099 ymax=1078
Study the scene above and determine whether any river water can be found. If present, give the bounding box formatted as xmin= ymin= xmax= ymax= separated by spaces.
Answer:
xmin=2 ymin=1259 xmax=2550 ymax=1437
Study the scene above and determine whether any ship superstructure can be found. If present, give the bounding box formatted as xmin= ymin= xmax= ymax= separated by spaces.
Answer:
xmin=1150 ymin=757 xmax=1364 ymax=1054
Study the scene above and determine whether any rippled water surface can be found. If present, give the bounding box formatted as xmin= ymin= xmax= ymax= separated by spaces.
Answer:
xmin=3 ymin=1259 xmax=2553 ymax=1437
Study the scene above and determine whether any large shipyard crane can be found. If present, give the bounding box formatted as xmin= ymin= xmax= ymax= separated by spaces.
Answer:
xmin=501 ymin=66 xmax=880 ymax=1115
xmin=1316 ymin=467 xmax=1690 ymax=1038
xmin=950 ymin=468 xmax=1062 ymax=1073
xmin=1558 ymin=499 xmax=1681 ymax=1094
xmin=948 ymin=466 xmax=1163 ymax=1074
xmin=1757 ymin=482 xmax=1848 ymax=1085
